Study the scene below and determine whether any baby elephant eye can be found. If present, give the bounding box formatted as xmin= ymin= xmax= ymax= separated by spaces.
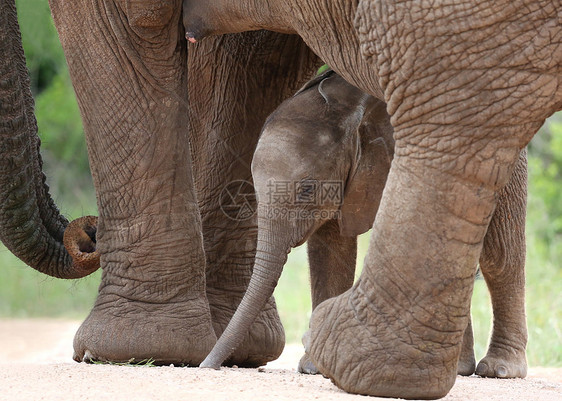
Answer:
xmin=296 ymin=179 xmax=318 ymax=205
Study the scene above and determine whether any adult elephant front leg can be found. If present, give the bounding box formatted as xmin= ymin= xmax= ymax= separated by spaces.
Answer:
xmin=307 ymin=149 xmax=523 ymax=399
xmin=307 ymin=1 xmax=561 ymax=398
xmin=49 ymin=0 xmax=216 ymax=364
xmin=188 ymin=31 xmax=320 ymax=366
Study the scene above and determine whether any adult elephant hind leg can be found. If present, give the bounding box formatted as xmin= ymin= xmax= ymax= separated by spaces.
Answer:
xmin=476 ymin=150 xmax=528 ymax=379
xmin=49 ymin=0 xmax=216 ymax=365
xmin=187 ymin=31 xmax=321 ymax=367
xmin=299 ymin=220 xmax=357 ymax=374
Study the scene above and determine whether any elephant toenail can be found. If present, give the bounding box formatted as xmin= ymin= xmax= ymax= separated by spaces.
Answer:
xmin=497 ymin=366 xmax=508 ymax=377
xmin=83 ymin=350 xmax=94 ymax=363
xmin=475 ymin=363 xmax=488 ymax=376
xmin=300 ymin=359 xmax=319 ymax=375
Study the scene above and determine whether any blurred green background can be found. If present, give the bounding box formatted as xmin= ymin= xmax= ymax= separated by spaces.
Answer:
xmin=2 ymin=0 xmax=560 ymax=367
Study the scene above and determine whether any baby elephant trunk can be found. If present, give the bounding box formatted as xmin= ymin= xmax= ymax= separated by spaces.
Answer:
xmin=200 ymin=216 xmax=295 ymax=368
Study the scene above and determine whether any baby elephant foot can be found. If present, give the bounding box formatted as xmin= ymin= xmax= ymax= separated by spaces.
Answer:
xmin=457 ymin=320 xmax=476 ymax=376
xmin=298 ymin=352 xmax=320 ymax=375
xmin=476 ymin=350 xmax=527 ymax=378
xmin=306 ymin=287 xmax=461 ymax=399
xmin=298 ymin=332 xmax=320 ymax=374
xmin=457 ymin=354 xmax=476 ymax=376
xmin=73 ymin=295 xmax=217 ymax=366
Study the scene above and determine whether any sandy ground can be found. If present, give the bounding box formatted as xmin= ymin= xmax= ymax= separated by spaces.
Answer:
xmin=0 ymin=319 xmax=560 ymax=401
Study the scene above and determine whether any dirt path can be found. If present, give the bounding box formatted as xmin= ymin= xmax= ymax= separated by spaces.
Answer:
xmin=0 ymin=319 xmax=560 ymax=401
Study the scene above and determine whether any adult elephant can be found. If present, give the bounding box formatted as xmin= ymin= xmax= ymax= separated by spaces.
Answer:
xmin=0 ymin=0 xmax=320 ymax=366
xmin=2 ymin=0 xmax=560 ymax=398
xmin=183 ymin=0 xmax=561 ymax=398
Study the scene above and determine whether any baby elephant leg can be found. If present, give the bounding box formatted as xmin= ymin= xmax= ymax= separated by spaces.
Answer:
xmin=299 ymin=220 xmax=357 ymax=374
xmin=458 ymin=311 xmax=477 ymax=375
xmin=476 ymin=150 xmax=528 ymax=378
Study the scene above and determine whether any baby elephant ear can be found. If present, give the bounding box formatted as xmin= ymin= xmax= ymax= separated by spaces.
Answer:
xmin=293 ymin=68 xmax=336 ymax=97
xmin=338 ymin=134 xmax=392 ymax=237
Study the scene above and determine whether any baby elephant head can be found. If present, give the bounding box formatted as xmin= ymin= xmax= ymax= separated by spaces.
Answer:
xmin=200 ymin=70 xmax=394 ymax=369
xmin=252 ymin=70 xmax=394 ymax=243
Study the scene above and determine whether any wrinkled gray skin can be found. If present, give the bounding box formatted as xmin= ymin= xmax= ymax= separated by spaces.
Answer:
xmin=200 ymin=69 xmax=393 ymax=369
xmin=1 ymin=0 xmax=320 ymax=368
xmin=1 ymin=0 xmax=559 ymax=397
xmin=183 ymin=0 xmax=561 ymax=398
xmin=201 ymin=70 xmax=529 ymax=382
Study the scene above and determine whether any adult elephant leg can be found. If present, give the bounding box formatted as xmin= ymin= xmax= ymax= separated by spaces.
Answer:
xmin=307 ymin=151 xmax=521 ymax=398
xmin=445 ymin=150 xmax=527 ymax=379
xmin=476 ymin=150 xmax=528 ymax=378
xmin=49 ymin=0 xmax=216 ymax=364
xmin=188 ymin=32 xmax=320 ymax=366
xmin=449 ymin=150 xmax=527 ymax=379
xmin=0 ymin=0 xmax=98 ymax=279
xmin=299 ymin=220 xmax=357 ymax=374
xmin=305 ymin=1 xmax=560 ymax=398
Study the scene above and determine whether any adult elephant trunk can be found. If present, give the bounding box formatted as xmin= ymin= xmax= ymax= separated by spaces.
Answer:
xmin=0 ymin=0 xmax=98 ymax=279
xmin=201 ymin=212 xmax=304 ymax=368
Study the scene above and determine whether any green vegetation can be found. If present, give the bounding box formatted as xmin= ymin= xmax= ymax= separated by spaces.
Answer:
xmin=91 ymin=358 xmax=158 ymax=367
xmin=1 ymin=1 xmax=560 ymax=368
xmin=0 ymin=0 xmax=98 ymax=319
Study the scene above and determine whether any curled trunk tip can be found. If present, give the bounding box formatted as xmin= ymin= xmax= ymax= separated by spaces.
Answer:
xmin=63 ymin=215 xmax=100 ymax=276
xmin=0 ymin=0 xmax=98 ymax=280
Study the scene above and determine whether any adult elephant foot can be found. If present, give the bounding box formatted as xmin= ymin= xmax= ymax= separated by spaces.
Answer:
xmin=305 ymin=159 xmax=502 ymax=399
xmin=476 ymin=349 xmax=527 ymax=379
xmin=73 ymin=296 xmax=216 ymax=366
xmin=72 ymin=213 xmax=217 ymax=366
xmin=206 ymin=289 xmax=284 ymax=367
xmin=307 ymin=286 xmax=461 ymax=399
xmin=298 ymin=352 xmax=320 ymax=375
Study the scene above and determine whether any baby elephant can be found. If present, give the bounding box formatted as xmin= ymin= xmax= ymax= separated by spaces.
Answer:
xmin=201 ymin=70 xmax=528 ymax=380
